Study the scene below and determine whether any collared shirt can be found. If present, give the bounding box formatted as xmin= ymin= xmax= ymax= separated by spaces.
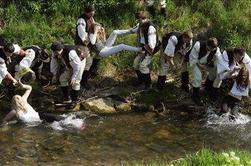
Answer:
xmin=164 ymin=35 xmax=193 ymax=58
xmin=189 ymin=41 xmax=221 ymax=66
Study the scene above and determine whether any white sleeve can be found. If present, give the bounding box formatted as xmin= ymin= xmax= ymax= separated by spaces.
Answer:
xmin=189 ymin=41 xmax=200 ymax=65
xmin=148 ymin=26 xmax=156 ymax=50
xmin=242 ymin=53 xmax=251 ymax=80
xmin=89 ymin=33 xmax=97 ymax=45
xmin=217 ymin=51 xmax=230 ymax=78
xmin=50 ymin=53 xmax=58 ymax=76
xmin=0 ymin=64 xmax=8 ymax=80
xmin=164 ymin=36 xmax=178 ymax=57
xmin=19 ymin=49 xmax=35 ymax=69
xmin=13 ymin=44 xmax=21 ymax=54
xmin=69 ymin=50 xmax=81 ymax=80
xmin=77 ymin=18 xmax=88 ymax=42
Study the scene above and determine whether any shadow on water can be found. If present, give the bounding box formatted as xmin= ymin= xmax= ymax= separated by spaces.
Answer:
xmin=0 ymin=108 xmax=250 ymax=165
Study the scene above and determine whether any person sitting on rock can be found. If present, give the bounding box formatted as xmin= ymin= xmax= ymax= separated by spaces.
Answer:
xmin=221 ymin=66 xmax=250 ymax=117
xmin=189 ymin=37 xmax=221 ymax=106
xmin=50 ymin=42 xmax=85 ymax=103
xmin=89 ymin=23 xmax=142 ymax=57
xmin=157 ymin=31 xmax=193 ymax=91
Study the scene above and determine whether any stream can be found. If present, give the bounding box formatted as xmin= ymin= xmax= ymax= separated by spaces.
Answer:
xmin=0 ymin=109 xmax=250 ymax=165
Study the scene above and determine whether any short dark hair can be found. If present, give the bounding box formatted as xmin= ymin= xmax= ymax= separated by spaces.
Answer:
xmin=84 ymin=4 xmax=95 ymax=13
xmin=207 ymin=37 xmax=218 ymax=49
xmin=233 ymin=47 xmax=245 ymax=57
xmin=50 ymin=42 xmax=64 ymax=51
xmin=4 ymin=43 xmax=15 ymax=53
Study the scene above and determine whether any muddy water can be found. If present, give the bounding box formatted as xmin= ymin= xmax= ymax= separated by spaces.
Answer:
xmin=0 ymin=110 xmax=250 ymax=165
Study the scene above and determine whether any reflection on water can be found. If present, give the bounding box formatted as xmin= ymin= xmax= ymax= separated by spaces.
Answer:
xmin=0 ymin=110 xmax=250 ymax=165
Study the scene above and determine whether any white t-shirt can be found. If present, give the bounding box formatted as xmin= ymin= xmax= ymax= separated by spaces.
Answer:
xmin=17 ymin=104 xmax=41 ymax=123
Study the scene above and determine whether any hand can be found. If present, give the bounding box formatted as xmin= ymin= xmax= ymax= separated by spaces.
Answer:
xmin=70 ymin=79 xmax=76 ymax=86
xmin=12 ymin=79 xmax=18 ymax=86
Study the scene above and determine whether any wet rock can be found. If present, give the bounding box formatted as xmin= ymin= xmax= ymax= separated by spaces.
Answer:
xmin=153 ymin=129 xmax=172 ymax=140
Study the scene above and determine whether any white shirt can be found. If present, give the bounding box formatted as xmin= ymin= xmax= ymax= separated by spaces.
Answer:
xmin=50 ymin=50 xmax=81 ymax=81
xmin=230 ymin=81 xmax=250 ymax=97
xmin=77 ymin=17 xmax=95 ymax=43
xmin=19 ymin=49 xmax=36 ymax=69
xmin=17 ymin=104 xmax=41 ymax=123
xmin=189 ymin=41 xmax=221 ymax=66
xmin=164 ymin=35 xmax=192 ymax=58
xmin=0 ymin=57 xmax=8 ymax=83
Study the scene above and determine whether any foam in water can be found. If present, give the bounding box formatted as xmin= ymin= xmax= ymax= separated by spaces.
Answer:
xmin=205 ymin=107 xmax=250 ymax=126
xmin=50 ymin=113 xmax=85 ymax=131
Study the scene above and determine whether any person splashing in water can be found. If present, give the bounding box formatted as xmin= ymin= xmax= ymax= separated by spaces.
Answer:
xmin=2 ymin=80 xmax=85 ymax=130
xmin=221 ymin=66 xmax=250 ymax=118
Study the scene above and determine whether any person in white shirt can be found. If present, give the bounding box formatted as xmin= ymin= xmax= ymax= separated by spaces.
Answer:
xmin=50 ymin=42 xmax=84 ymax=103
xmin=189 ymin=37 xmax=221 ymax=105
xmin=221 ymin=66 xmax=250 ymax=115
xmin=157 ymin=31 xmax=193 ymax=91
xmin=215 ymin=48 xmax=251 ymax=89
xmin=2 ymin=81 xmax=73 ymax=125
xmin=75 ymin=4 xmax=97 ymax=89
xmin=89 ymin=23 xmax=142 ymax=57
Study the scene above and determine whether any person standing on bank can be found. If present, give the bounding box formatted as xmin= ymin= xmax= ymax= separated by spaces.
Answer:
xmin=157 ymin=31 xmax=193 ymax=91
xmin=189 ymin=37 xmax=221 ymax=106
xmin=75 ymin=4 xmax=97 ymax=89
xmin=131 ymin=11 xmax=158 ymax=89
xmin=50 ymin=42 xmax=84 ymax=103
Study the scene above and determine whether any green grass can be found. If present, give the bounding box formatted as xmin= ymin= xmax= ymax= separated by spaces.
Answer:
xmin=1 ymin=0 xmax=251 ymax=73
xmin=132 ymin=149 xmax=251 ymax=166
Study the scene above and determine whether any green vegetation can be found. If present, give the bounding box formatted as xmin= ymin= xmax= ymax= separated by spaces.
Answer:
xmin=1 ymin=0 xmax=251 ymax=72
xmin=133 ymin=149 xmax=251 ymax=166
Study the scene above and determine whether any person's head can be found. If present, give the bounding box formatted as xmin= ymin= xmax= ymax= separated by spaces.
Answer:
xmin=84 ymin=4 xmax=95 ymax=18
xmin=236 ymin=66 xmax=249 ymax=90
xmin=206 ymin=37 xmax=218 ymax=51
xmin=4 ymin=43 xmax=25 ymax=56
xmin=135 ymin=11 xmax=149 ymax=24
xmin=50 ymin=42 xmax=64 ymax=58
xmin=233 ymin=47 xmax=245 ymax=63
xmin=11 ymin=95 xmax=26 ymax=113
xmin=40 ymin=49 xmax=50 ymax=62
xmin=182 ymin=31 xmax=193 ymax=44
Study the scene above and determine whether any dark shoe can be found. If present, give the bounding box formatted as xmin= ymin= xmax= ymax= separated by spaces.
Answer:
xmin=160 ymin=7 xmax=167 ymax=18
xmin=71 ymin=90 xmax=79 ymax=102
xmin=61 ymin=86 xmax=71 ymax=103
xmin=192 ymin=87 xmax=203 ymax=106
xmin=143 ymin=73 xmax=152 ymax=89
xmin=180 ymin=71 xmax=189 ymax=93
xmin=132 ymin=70 xmax=143 ymax=87
xmin=204 ymin=77 xmax=213 ymax=92
xmin=81 ymin=70 xmax=91 ymax=89
xmin=157 ymin=75 xmax=166 ymax=90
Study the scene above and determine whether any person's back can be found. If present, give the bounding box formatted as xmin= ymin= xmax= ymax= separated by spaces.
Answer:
xmin=17 ymin=103 xmax=41 ymax=123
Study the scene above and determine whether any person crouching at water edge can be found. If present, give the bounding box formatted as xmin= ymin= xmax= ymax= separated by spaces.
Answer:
xmin=88 ymin=23 xmax=142 ymax=57
xmin=50 ymin=42 xmax=86 ymax=104
xmin=189 ymin=37 xmax=221 ymax=106
xmin=221 ymin=66 xmax=250 ymax=117
xmin=2 ymin=80 xmax=85 ymax=130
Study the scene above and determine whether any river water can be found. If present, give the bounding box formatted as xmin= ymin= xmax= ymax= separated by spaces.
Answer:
xmin=0 ymin=110 xmax=250 ymax=165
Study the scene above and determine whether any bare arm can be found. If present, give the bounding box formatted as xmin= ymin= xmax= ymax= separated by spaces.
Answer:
xmin=2 ymin=110 xmax=16 ymax=124
xmin=19 ymin=81 xmax=32 ymax=102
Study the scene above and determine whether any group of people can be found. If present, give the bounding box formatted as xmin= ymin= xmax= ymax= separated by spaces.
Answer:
xmin=1 ymin=3 xmax=251 ymax=125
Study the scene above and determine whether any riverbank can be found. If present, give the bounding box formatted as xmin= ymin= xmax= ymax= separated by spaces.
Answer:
xmin=132 ymin=149 xmax=251 ymax=166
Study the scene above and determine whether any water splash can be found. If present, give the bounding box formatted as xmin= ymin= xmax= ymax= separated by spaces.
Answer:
xmin=205 ymin=107 xmax=250 ymax=126
xmin=50 ymin=113 xmax=85 ymax=131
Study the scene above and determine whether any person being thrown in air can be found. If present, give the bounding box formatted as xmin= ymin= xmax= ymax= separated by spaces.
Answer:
xmin=89 ymin=23 xmax=142 ymax=57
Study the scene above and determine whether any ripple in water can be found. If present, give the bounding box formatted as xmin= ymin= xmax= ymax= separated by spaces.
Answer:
xmin=50 ymin=113 xmax=85 ymax=131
